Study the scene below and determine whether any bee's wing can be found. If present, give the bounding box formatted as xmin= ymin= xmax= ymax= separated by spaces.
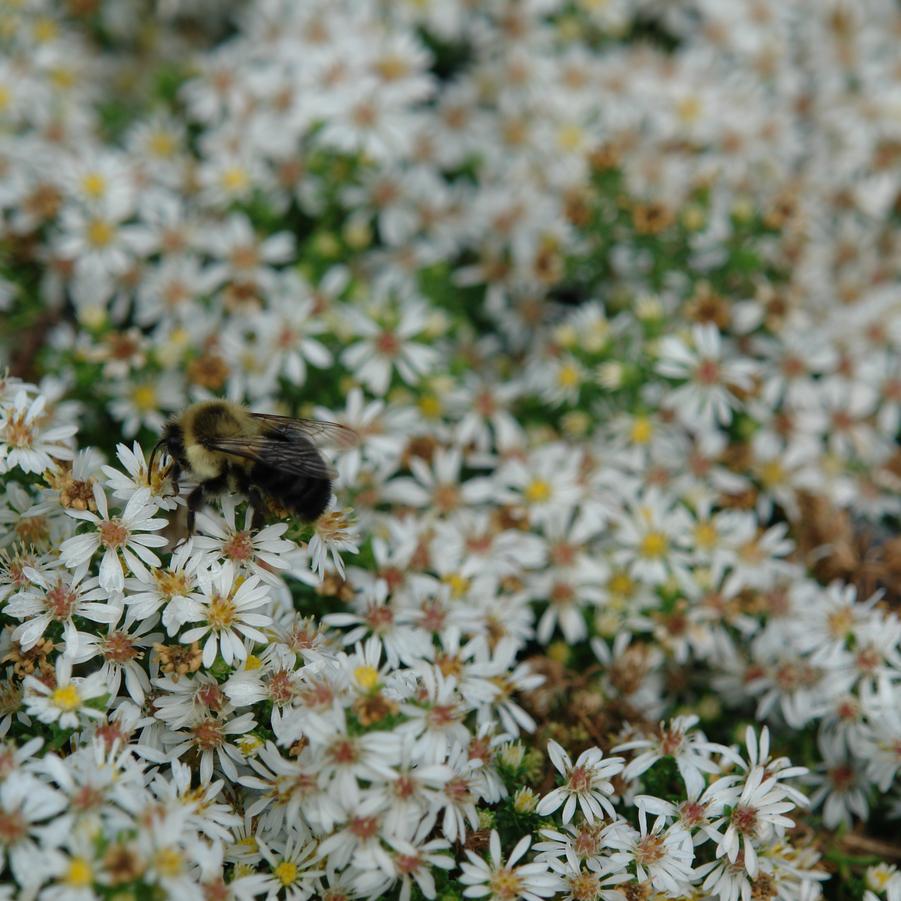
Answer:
xmin=248 ymin=413 xmax=359 ymax=448
xmin=205 ymin=435 xmax=337 ymax=479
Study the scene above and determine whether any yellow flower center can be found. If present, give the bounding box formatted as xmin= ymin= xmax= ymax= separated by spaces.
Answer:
xmin=557 ymin=123 xmax=584 ymax=152
xmin=443 ymin=572 xmax=470 ymax=598
xmin=238 ymin=735 xmax=263 ymax=755
xmin=154 ymin=847 xmax=183 ymax=878
xmin=630 ymin=417 xmax=653 ymax=444
xmin=524 ymin=479 xmax=551 ymax=503
xmin=639 ymin=531 xmax=668 ymax=559
xmin=81 ymin=172 xmax=106 ymax=199
xmin=33 ymin=17 xmax=57 ymax=42
xmin=274 ymin=861 xmax=298 ymax=886
xmin=759 ymin=460 xmax=784 ymax=488
xmin=65 ymin=857 xmax=92 ymax=887
xmin=244 ymin=654 xmax=263 ymax=670
xmin=608 ymin=571 xmax=635 ymax=597
xmin=52 ymin=684 xmax=81 ymax=711
xmin=50 ymin=66 xmax=75 ymax=89
xmin=418 ymin=394 xmax=442 ymax=418
xmin=557 ymin=364 xmax=580 ymax=389
xmin=221 ymin=166 xmax=249 ymax=192
xmin=131 ymin=384 xmax=158 ymax=412
xmin=208 ymin=594 xmax=237 ymax=630
xmin=694 ymin=521 xmax=718 ymax=550
xmin=86 ymin=218 xmax=114 ymax=248
xmin=489 ymin=867 xmax=524 ymax=901
xmin=677 ymin=95 xmax=702 ymax=124
xmin=149 ymin=131 xmax=176 ymax=157
xmin=354 ymin=665 xmax=380 ymax=691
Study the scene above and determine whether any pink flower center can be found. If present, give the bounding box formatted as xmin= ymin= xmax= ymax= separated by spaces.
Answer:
xmin=568 ymin=765 xmax=592 ymax=793
xmin=731 ymin=804 xmax=758 ymax=836
xmin=222 ymin=532 xmax=255 ymax=561
xmin=101 ymin=631 xmax=141 ymax=665
xmin=376 ymin=330 xmax=400 ymax=356
xmin=99 ymin=519 xmax=129 ymax=549
xmin=46 ymin=581 xmax=79 ymax=619
xmin=191 ymin=719 xmax=224 ymax=751
xmin=695 ymin=358 xmax=721 ymax=385
xmin=349 ymin=816 xmax=379 ymax=839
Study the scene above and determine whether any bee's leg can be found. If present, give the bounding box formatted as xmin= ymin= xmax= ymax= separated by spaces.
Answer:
xmin=185 ymin=485 xmax=206 ymax=537
xmin=248 ymin=487 xmax=267 ymax=532
xmin=167 ymin=463 xmax=181 ymax=498
xmin=184 ymin=474 xmax=228 ymax=536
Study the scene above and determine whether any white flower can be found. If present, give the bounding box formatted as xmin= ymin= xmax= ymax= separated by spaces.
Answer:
xmin=102 ymin=441 xmax=180 ymax=511
xmin=536 ymin=740 xmax=625 ymax=824
xmin=6 ymin=566 xmax=116 ymax=654
xmin=179 ymin=563 xmax=273 ymax=668
xmin=656 ymin=323 xmax=756 ymax=427
xmin=459 ymin=830 xmax=561 ymax=901
xmin=192 ymin=495 xmax=297 ymax=583
xmin=60 ymin=485 xmax=168 ymax=592
xmin=0 ymin=389 xmax=76 ymax=475
xmin=307 ymin=503 xmax=360 ymax=578
xmin=24 ymin=655 xmax=108 ymax=730
xmin=614 ymin=714 xmax=732 ymax=798
xmin=709 ymin=766 xmax=804 ymax=878
xmin=0 ymin=772 xmax=67 ymax=890
xmin=162 ymin=709 xmax=257 ymax=784
xmin=606 ymin=811 xmax=696 ymax=896
xmin=340 ymin=299 xmax=439 ymax=394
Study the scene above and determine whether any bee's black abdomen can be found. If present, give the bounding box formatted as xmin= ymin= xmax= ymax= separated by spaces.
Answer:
xmin=250 ymin=462 xmax=332 ymax=522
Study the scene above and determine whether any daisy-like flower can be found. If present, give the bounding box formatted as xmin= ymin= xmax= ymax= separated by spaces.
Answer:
xmin=239 ymin=741 xmax=341 ymax=835
xmin=709 ymin=765 xmax=804 ymax=878
xmin=605 ymin=811 xmax=696 ymax=896
xmin=494 ymin=444 xmax=583 ymax=527
xmin=613 ymin=486 xmax=693 ymax=587
xmin=256 ymin=829 xmax=324 ymax=901
xmin=179 ymin=562 xmax=273 ymax=668
xmin=340 ymin=298 xmax=439 ymax=395
xmin=254 ymin=276 xmax=334 ymax=387
xmin=804 ymin=732 xmax=869 ymax=830
xmin=0 ymin=389 xmax=76 ymax=475
xmin=192 ymin=496 xmax=297 ymax=584
xmin=6 ymin=566 xmax=116 ymax=654
xmin=102 ymin=441 xmax=179 ymax=511
xmin=307 ymin=502 xmax=360 ymax=579
xmin=399 ymin=665 xmax=471 ymax=764
xmin=613 ymin=714 xmax=733 ymax=798
xmin=0 ymin=771 xmax=68 ymax=890
xmin=355 ymin=830 xmax=454 ymax=901
xmin=73 ymin=609 xmax=162 ymax=705
xmin=124 ymin=544 xmax=199 ymax=634
xmin=24 ymin=654 xmax=108 ymax=730
xmin=459 ymin=830 xmax=561 ymax=901
xmin=59 ymin=485 xmax=168 ymax=592
xmin=656 ymin=322 xmax=757 ymax=428
xmin=162 ymin=708 xmax=257 ymax=784
xmin=536 ymin=740 xmax=625 ymax=824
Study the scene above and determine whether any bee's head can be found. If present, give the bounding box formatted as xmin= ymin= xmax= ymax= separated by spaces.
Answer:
xmin=148 ymin=419 xmax=186 ymax=476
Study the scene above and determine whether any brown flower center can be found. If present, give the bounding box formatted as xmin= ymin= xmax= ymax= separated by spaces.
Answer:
xmin=99 ymin=519 xmax=129 ymax=549
xmin=568 ymin=765 xmax=592 ymax=793
xmin=489 ymin=867 xmax=524 ymax=901
xmin=191 ymin=719 xmax=224 ymax=751
xmin=101 ymin=631 xmax=142 ymax=665
xmin=731 ymin=804 xmax=759 ymax=836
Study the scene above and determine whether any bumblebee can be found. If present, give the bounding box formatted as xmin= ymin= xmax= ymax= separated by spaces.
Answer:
xmin=148 ymin=400 xmax=357 ymax=535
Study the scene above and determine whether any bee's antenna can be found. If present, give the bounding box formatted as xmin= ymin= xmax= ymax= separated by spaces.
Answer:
xmin=147 ymin=438 xmax=168 ymax=477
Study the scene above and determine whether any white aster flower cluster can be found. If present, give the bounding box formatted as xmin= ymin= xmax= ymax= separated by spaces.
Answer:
xmin=0 ymin=0 xmax=899 ymax=897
